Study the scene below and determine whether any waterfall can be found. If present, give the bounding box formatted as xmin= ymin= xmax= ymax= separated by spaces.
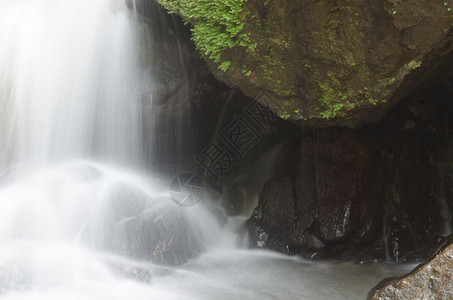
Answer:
xmin=0 ymin=0 xmax=221 ymax=296
xmin=0 ymin=0 xmax=143 ymax=166
xmin=0 ymin=0 xmax=412 ymax=299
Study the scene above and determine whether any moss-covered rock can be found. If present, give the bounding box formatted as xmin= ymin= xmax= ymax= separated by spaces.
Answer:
xmin=156 ymin=0 xmax=453 ymax=127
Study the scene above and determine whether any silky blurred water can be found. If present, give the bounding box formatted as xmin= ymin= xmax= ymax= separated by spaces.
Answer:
xmin=0 ymin=0 xmax=412 ymax=299
xmin=0 ymin=0 xmax=143 ymax=166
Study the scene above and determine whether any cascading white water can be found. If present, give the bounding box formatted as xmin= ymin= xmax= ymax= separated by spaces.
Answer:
xmin=0 ymin=0 xmax=222 ymax=297
xmin=0 ymin=0 xmax=413 ymax=299
xmin=0 ymin=0 xmax=143 ymax=166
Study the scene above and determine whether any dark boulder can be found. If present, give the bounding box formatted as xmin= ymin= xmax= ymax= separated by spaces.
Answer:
xmin=248 ymin=128 xmax=385 ymax=259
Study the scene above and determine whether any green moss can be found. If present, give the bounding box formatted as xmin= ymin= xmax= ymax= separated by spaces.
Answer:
xmin=445 ymin=1 xmax=453 ymax=13
xmin=407 ymin=60 xmax=422 ymax=70
xmin=219 ymin=61 xmax=232 ymax=71
xmin=240 ymin=65 xmax=252 ymax=76
xmin=368 ymin=97 xmax=378 ymax=105
xmin=318 ymin=81 xmax=346 ymax=119
xmin=279 ymin=113 xmax=291 ymax=119
xmin=316 ymin=67 xmax=385 ymax=119
xmin=315 ymin=70 xmax=351 ymax=119
xmin=157 ymin=0 xmax=256 ymax=70
xmin=258 ymin=52 xmax=297 ymax=97
xmin=278 ymin=99 xmax=301 ymax=120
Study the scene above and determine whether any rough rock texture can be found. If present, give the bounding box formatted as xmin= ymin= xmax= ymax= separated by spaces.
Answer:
xmin=248 ymin=77 xmax=453 ymax=261
xmin=368 ymin=237 xmax=453 ymax=299
xmin=156 ymin=0 xmax=453 ymax=127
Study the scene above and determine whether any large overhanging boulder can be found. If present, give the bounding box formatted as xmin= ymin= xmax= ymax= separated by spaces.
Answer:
xmin=156 ymin=0 xmax=453 ymax=127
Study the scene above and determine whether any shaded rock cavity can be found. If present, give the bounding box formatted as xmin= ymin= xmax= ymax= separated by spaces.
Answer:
xmin=248 ymin=76 xmax=453 ymax=262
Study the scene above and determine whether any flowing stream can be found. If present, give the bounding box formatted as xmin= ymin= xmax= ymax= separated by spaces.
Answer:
xmin=0 ymin=0 xmax=412 ymax=299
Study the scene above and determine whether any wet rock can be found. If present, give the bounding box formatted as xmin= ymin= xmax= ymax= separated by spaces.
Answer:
xmin=104 ymin=254 xmax=173 ymax=283
xmin=247 ymin=177 xmax=300 ymax=254
xmin=248 ymin=128 xmax=385 ymax=259
xmin=108 ymin=263 xmax=153 ymax=283
xmin=87 ymin=183 xmax=204 ymax=266
xmin=368 ymin=237 xmax=453 ymax=299
xmin=110 ymin=203 xmax=203 ymax=266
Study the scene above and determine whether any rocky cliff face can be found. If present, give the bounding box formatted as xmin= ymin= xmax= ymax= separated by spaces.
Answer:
xmin=156 ymin=0 xmax=453 ymax=127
